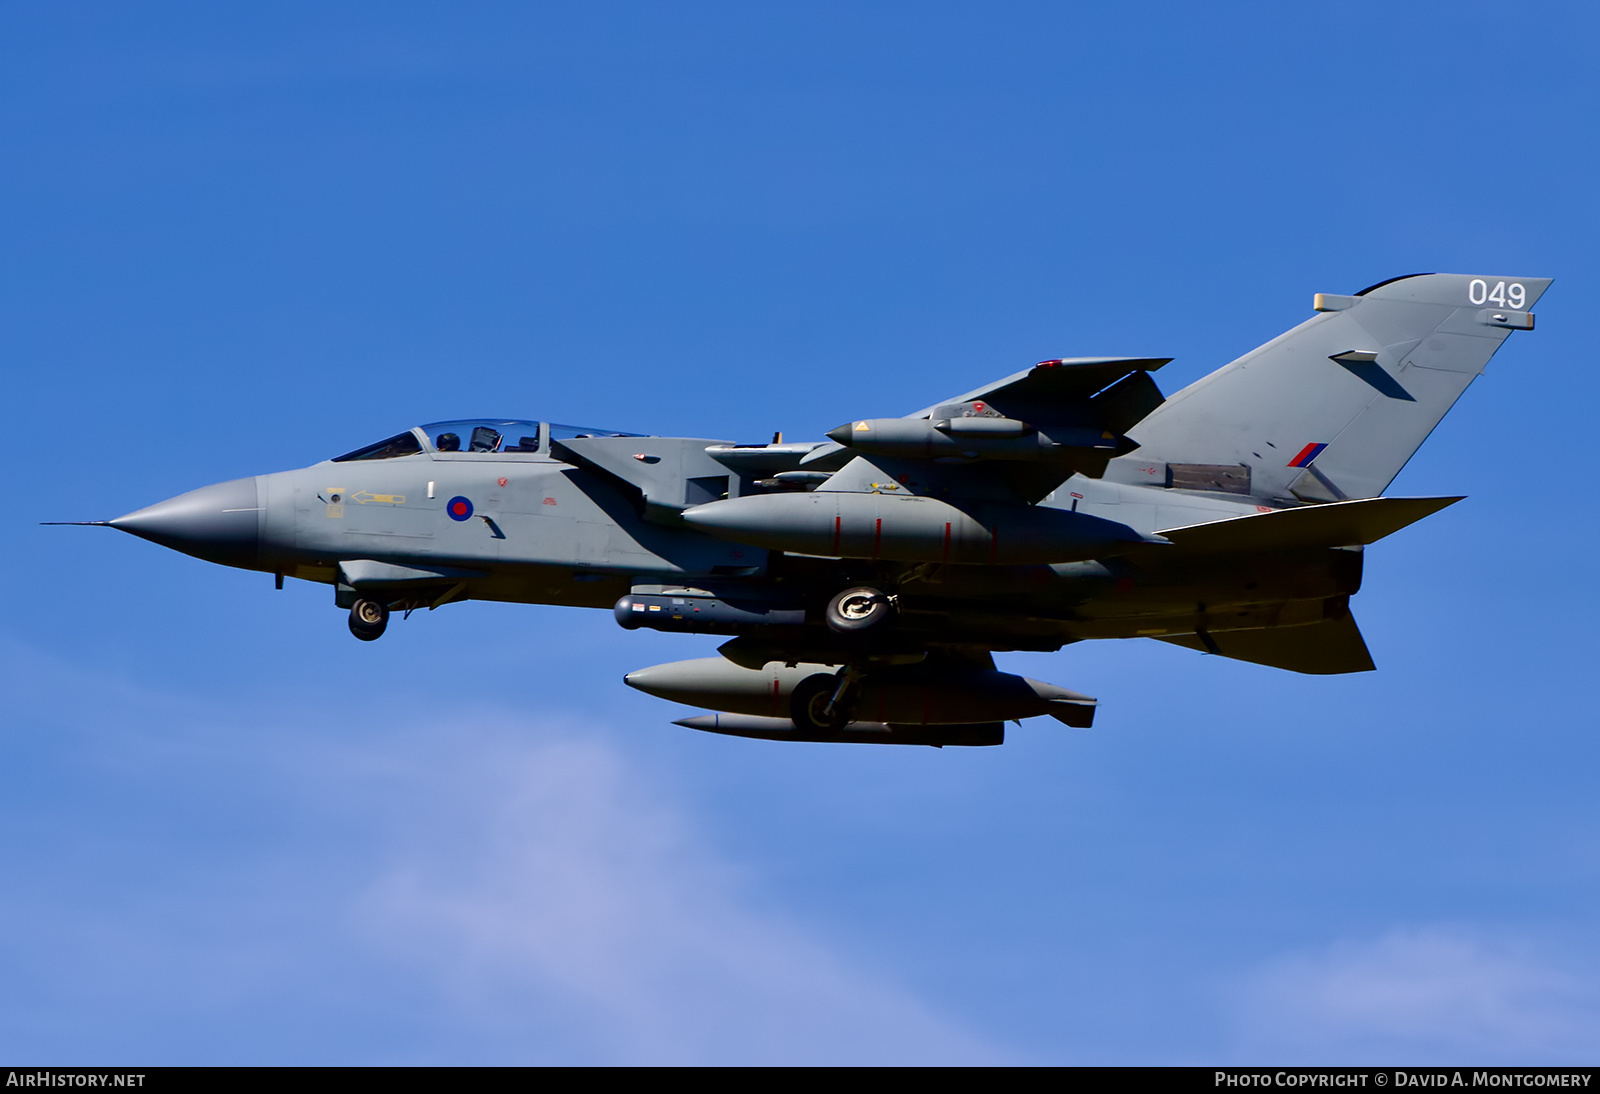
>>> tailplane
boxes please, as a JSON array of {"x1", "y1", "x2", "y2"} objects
[
  {"x1": 1107, "y1": 273, "x2": 1551, "y2": 501},
  {"x1": 1157, "y1": 612, "x2": 1375, "y2": 675}
]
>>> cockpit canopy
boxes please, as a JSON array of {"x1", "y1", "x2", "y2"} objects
[
  {"x1": 424, "y1": 419, "x2": 544, "y2": 455},
  {"x1": 331, "y1": 419, "x2": 643, "y2": 462}
]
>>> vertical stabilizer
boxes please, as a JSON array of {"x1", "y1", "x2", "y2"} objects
[{"x1": 1108, "y1": 274, "x2": 1551, "y2": 501}]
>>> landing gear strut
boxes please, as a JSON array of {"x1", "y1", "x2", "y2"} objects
[
  {"x1": 348, "y1": 597, "x2": 390, "y2": 641},
  {"x1": 825, "y1": 586, "x2": 896, "y2": 636},
  {"x1": 790, "y1": 665, "x2": 868, "y2": 731}
]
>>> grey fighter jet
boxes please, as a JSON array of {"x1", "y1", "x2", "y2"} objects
[{"x1": 62, "y1": 273, "x2": 1549, "y2": 747}]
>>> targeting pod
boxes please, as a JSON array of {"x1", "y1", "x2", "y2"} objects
[{"x1": 614, "y1": 590, "x2": 805, "y2": 635}]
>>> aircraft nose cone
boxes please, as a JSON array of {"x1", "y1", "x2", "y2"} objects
[
  {"x1": 825, "y1": 423, "x2": 853, "y2": 445},
  {"x1": 621, "y1": 665, "x2": 673, "y2": 699},
  {"x1": 677, "y1": 499, "x2": 738, "y2": 532},
  {"x1": 110, "y1": 476, "x2": 262, "y2": 568}
]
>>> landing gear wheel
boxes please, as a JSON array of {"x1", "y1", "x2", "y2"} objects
[
  {"x1": 825, "y1": 586, "x2": 895, "y2": 636},
  {"x1": 348, "y1": 598, "x2": 390, "y2": 641},
  {"x1": 791, "y1": 673, "x2": 852, "y2": 732}
]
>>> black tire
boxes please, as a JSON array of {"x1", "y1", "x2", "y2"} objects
[
  {"x1": 825, "y1": 586, "x2": 895, "y2": 635},
  {"x1": 790, "y1": 673, "x2": 850, "y2": 731},
  {"x1": 348, "y1": 598, "x2": 389, "y2": 641}
]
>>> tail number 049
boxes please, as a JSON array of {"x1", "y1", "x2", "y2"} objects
[{"x1": 1469, "y1": 279, "x2": 1525, "y2": 309}]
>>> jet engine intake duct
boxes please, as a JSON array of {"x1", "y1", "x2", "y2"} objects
[
  {"x1": 614, "y1": 592, "x2": 806, "y2": 635},
  {"x1": 680, "y1": 491, "x2": 1143, "y2": 565}
]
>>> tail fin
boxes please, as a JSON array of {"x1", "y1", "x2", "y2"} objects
[{"x1": 1109, "y1": 274, "x2": 1552, "y2": 501}]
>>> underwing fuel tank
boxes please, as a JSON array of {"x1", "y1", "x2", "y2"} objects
[
  {"x1": 623, "y1": 656, "x2": 1096, "y2": 727},
  {"x1": 679, "y1": 491, "x2": 1143, "y2": 565},
  {"x1": 673, "y1": 713, "x2": 1006, "y2": 747}
]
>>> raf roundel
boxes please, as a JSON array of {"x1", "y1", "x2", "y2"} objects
[{"x1": 446, "y1": 496, "x2": 474, "y2": 522}]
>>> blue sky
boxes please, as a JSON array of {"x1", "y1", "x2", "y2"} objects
[{"x1": 3, "y1": 1, "x2": 1598, "y2": 1064}]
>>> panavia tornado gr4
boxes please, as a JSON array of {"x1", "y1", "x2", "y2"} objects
[{"x1": 65, "y1": 273, "x2": 1549, "y2": 747}]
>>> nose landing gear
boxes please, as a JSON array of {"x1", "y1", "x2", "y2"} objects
[{"x1": 348, "y1": 597, "x2": 390, "y2": 641}]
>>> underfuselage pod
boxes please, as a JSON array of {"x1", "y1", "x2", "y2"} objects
[{"x1": 622, "y1": 656, "x2": 1096, "y2": 727}]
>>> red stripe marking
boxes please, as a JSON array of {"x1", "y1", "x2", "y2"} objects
[
  {"x1": 1288, "y1": 442, "x2": 1322, "y2": 468},
  {"x1": 832, "y1": 515, "x2": 841, "y2": 555},
  {"x1": 942, "y1": 522, "x2": 951, "y2": 564},
  {"x1": 872, "y1": 517, "x2": 882, "y2": 560}
]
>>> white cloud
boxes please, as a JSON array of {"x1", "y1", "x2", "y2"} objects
[
  {"x1": 0, "y1": 636, "x2": 1010, "y2": 1064},
  {"x1": 353, "y1": 724, "x2": 1010, "y2": 1064},
  {"x1": 1231, "y1": 926, "x2": 1600, "y2": 1063}
]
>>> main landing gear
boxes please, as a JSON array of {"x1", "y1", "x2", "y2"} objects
[
  {"x1": 825, "y1": 586, "x2": 896, "y2": 636},
  {"x1": 790, "y1": 666, "x2": 868, "y2": 732},
  {"x1": 792, "y1": 586, "x2": 902, "y2": 729},
  {"x1": 348, "y1": 597, "x2": 390, "y2": 641}
]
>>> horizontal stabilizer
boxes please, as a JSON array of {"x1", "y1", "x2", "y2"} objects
[
  {"x1": 1048, "y1": 700, "x2": 1096, "y2": 728},
  {"x1": 1156, "y1": 613, "x2": 1375, "y2": 674},
  {"x1": 1157, "y1": 495, "x2": 1462, "y2": 553}
]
